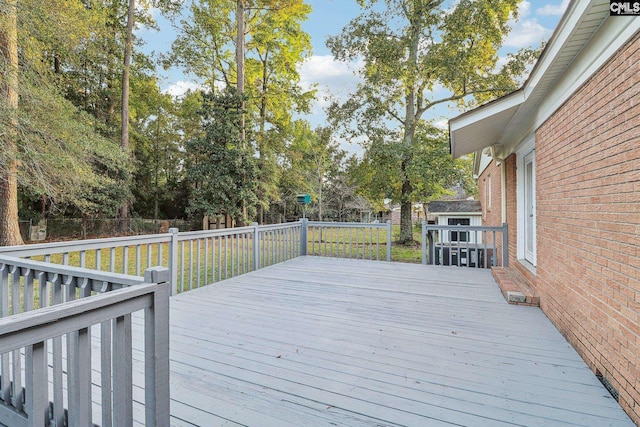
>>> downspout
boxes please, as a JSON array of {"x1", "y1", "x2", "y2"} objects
[{"x1": 490, "y1": 146, "x2": 508, "y2": 224}]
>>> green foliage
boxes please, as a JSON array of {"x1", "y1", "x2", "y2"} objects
[
  {"x1": 167, "y1": 0, "x2": 315, "y2": 221},
  {"x1": 350, "y1": 122, "x2": 474, "y2": 207},
  {"x1": 327, "y1": 0, "x2": 539, "y2": 242},
  {"x1": 185, "y1": 89, "x2": 258, "y2": 222},
  {"x1": 280, "y1": 122, "x2": 354, "y2": 220},
  {"x1": 0, "y1": 46, "x2": 132, "y2": 220}
]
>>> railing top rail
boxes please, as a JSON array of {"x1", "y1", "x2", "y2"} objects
[
  {"x1": 0, "y1": 233, "x2": 171, "y2": 257},
  {"x1": 0, "y1": 282, "x2": 161, "y2": 354},
  {"x1": 308, "y1": 221, "x2": 389, "y2": 229},
  {"x1": 176, "y1": 225, "x2": 256, "y2": 240},
  {"x1": 424, "y1": 224, "x2": 506, "y2": 232},
  {"x1": 256, "y1": 222, "x2": 302, "y2": 232},
  {"x1": 0, "y1": 254, "x2": 146, "y2": 287}
]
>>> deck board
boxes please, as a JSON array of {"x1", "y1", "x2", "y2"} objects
[{"x1": 130, "y1": 256, "x2": 632, "y2": 426}]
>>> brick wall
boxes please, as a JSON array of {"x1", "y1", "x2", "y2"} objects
[
  {"x1": 534, "y1": 32, "x2": 640, "y2": 423},
  {"x1": 477, "y1": 159, "x2": 510, "y2": 265}
]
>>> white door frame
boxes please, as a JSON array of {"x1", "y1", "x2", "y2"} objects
[
  {"x1": 523, "y1": 150, "x2": 537, "y2": 265},
  {"x1": 516, "y1": 135, "x2": 537, "y2": 267}
]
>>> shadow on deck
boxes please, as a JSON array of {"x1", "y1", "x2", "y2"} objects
[{"x1": 136, "y1": 256, "x2": 632, "y2": 426}]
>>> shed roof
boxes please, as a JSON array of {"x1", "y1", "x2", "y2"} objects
[{"x1": 428, "y1": 200, "x2": 481, "y2": 214}]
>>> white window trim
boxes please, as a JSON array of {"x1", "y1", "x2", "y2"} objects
[{"x1": 516, "y1": 136, "x2": 536, "y2": 267}]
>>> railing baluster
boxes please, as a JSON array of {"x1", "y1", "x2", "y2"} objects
[
  {"x1": 188, "y1": 240, "x2": 194, "y2": 291},
  {"x1": 113, "y1": 315, "x2": 133, "y2": 427},
  {"x1": 1, "y1": 264, "x2": 10, "y2": 403},
  {"x1": 218, "y1": 237, "x2": 222, "y2": 282},
  {"x1": 196, "y1": 239, "x2": 201, "y2": 288},
  {"x1": 180, "y1": 241, "x2": 185, "y2": 293},
  {"x1": 10, "y1": 266, "x2": 22, "y2": 411},
  {"x1": 110, "y1": 247, "x2": 116, "y2": 273},
  {"x1": 224, "y1": 236, "x2": 229, "y2": 280},
  {"x1": 101, "y1": 320, "x2": 113, "y2": 427},
  {"x1": 76, "y1": 326, "x2": 92, "y2": 425},
  {"x1": 135, "y1": 245, "x2": 141, "y2": 276},
  {"x1": 25, "y1": 340, "x2": 47, "y2": 427},
  {"x1": 204, "y1": 238, "x2": 209, "y2": 285},
  {"x1": 122, "y1": 246, "x2": 129, "y2": 274},
  {"x1": 51, "y1": 274, "x2": 64, "y2": 426}
]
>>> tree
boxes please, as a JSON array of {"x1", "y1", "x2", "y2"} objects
[
  {"x1": 328, "y1": 0, "x2": 539, "y2": 243},
  {"x1": 185, "y1": 89, "x2": 258, "y2": 223},
  {"x1": 350, "y1": 123, "x2": 475, "y2": 227},
  {"x1": 0, "y1": 0, "x2": 21, "y2": 245},
  {"x1": 0, "y1": 0, "x2": 135, "y2": 245},
  {"x1": 119, "y1": 0, "x2": 136, "y2": 225},
  {"x1": 168, "y1": 0, "x2": 314, "y2": 222},
  {"x1": 280, "y1": 122, "x2": 343, "y2": 221}
]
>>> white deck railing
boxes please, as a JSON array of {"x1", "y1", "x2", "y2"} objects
[
  {"x1": 422, "y1": 222, "x2": 509, "y2": 268},
  {"x1": 0, "y1": 255, "x2": 170, "y2": 426},
  {"x1": 304, "y1": 220, "x2": 392, "y2": 262},
  {"x1": 0, "y1": 220, "x2": 392, "y2": 296}
]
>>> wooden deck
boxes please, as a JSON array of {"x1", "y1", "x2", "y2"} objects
[{"x1": 132, "y1": 256, "x2": 632, "y2": 426}]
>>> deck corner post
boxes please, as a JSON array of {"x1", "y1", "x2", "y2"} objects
[
  {"x1": 144, "y1": 266, "x2": 170, "y2": 285},
  {"x1": 502, "y1": 223, "x2": 509, "y2": 267},
  {"x1": 300, "y1": 218, "x2": 308, "y2": 256},
  {"x1": 167, "y1": 228, "x2": 179, "y2": 296},
  {"x1": 421, "y1": 221, "x2": 427, "y2": 265},
  {"x1": 386, "y1": 220, "x2": 392, "y2": 262},
  {"x1": 251, "y1": 222, "x2": 260, "y2": 270},
  {"x1": 144, "y1": 281, "x2": 171, "y2": 427}
]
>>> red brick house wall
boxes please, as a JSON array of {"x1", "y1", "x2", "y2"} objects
[
  {"x1": 478, "y1": 159, "x2": 506, "y2": 264},
  {"x1": 534, "y1": 32, "x2": 640, "y2": 422}
]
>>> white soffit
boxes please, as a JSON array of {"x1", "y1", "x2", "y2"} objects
[{"x1": 450, "y1": 91, "x2": 524, "y2": 159}]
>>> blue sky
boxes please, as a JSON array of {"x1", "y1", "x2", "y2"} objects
[{"x1": 141, "y1": 0, "x2": 569, "y2": 150}]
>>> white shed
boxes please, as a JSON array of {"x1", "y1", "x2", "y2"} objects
[{"x1": 428, "y1": 200, "x2": 483, "y2": 244}]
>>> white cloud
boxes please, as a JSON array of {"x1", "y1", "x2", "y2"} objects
[
  {"x1": 536, "y1": 0, "x2": 570, "y2": 16},
  {"x1": 434, "y1": 119, "x2": 449, "y2": 130},
  {"x1": 162, "y1": 81, "x2": 203, "y2": 98},
  {"x1": 505, "y1": 18, "x2": 553, "y2": 48},
  {"x1": 503, "y1": 1, "x2": 555, "y2": 48},
  {"x1": 298, "y1": 55, "x2": 364, "y2": 118},
  {"x1": 518, "y1": 1, "x2": 532, "y2": 19},
  {"x1": 298, "y1": 55, "x2": 363, "y2": 90}
]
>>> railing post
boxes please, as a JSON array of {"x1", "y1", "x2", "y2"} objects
[
  {"x1": 421, "y1": 221, "x2": 427, "y2": 265},
  {"x1": 143, "y1": 267, "x2": 170, "y2": 427},
  {"x1": 428, "y1": 228, "x2": 435, "y2": 265},
  {"x1": 168, "y1": 228, "x2": 179, "y2": 296},
  {"x1": 251, "y1": 222, "x2": 260, "y2": 270},
  {"x1": 300, "y1": 218, "x2": 308, "y2": 256},
  {"x1": 386, "y1": 220, "x2": 392, "y2": 262},
  {"x1": 502, "y1": 223, "x2": 509, "y2": 267}
]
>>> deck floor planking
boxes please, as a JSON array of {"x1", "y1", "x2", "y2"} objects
[{"x1": 120, "y1": 256, "x2": 632, "y2": 426}]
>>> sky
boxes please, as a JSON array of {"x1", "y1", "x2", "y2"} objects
[{"x1": 140, "y1": 0, "x2": 569, "y2": 151}]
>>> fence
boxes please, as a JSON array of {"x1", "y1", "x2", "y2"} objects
[
  {"x1": 0, "y1": 255, "x2": 170, "y2": 426},
  {"x1": 422, "y1": 222, "x2": 508, "y2": 268},
  {"x1": 19, "y1": 218, "x2": 199, "y2": 242}
]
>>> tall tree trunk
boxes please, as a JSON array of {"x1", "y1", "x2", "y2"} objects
[
  {"x1": 0, "y1": 0, "x2": 24, "y2": 246},
  {"x1": 236, "y1": 0, "x2": 247, "y2": 225},
  {"x1": 256, "y1": 55, "x2": 268, "y2": 224},
  {"x1": 398, "y1": 20, "x2": 420, "y2": 245},
  {"x1": 120, "y1": 0, "x2": 135, "y2": 230}
]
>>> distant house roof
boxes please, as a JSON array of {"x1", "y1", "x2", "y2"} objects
[{"x1": 428, "y1": 200, "x2": 481, "y2": 214}]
